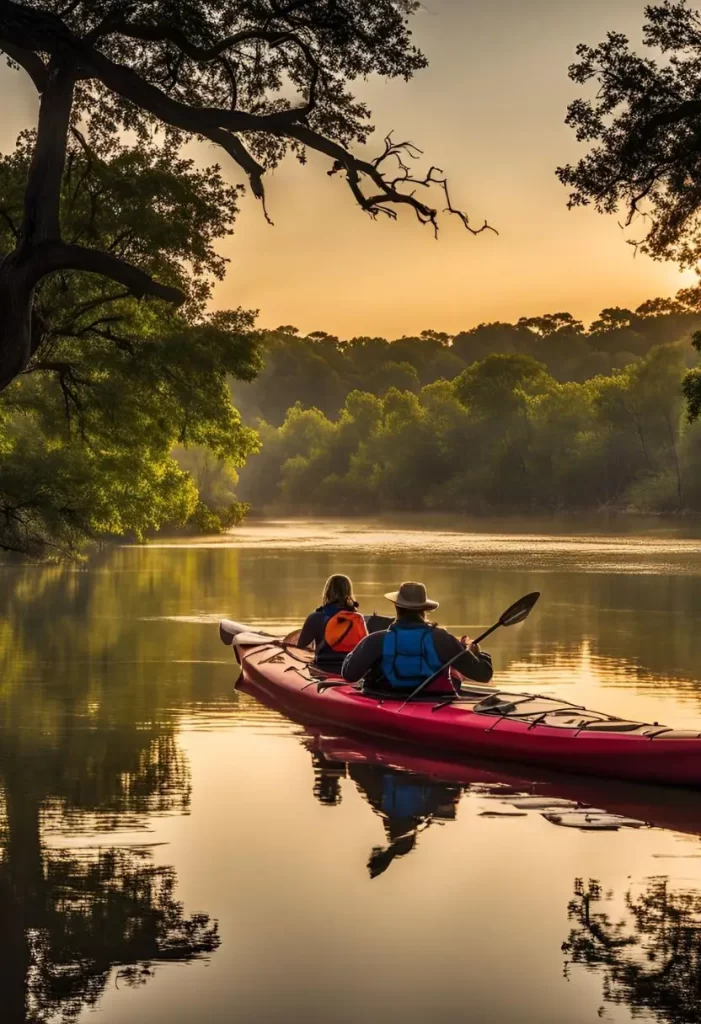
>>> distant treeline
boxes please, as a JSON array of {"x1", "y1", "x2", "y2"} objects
[
  {"x1": 232, "y1": 289, "x2": 701, "y2": 515},
  {"x1": 230, "y1": 292, "x2": 701, "y2": 427}
]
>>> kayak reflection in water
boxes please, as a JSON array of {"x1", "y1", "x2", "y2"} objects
[
  {"x1": 341, "y1": 581, "x2": 493, "y2": 694},
  {"x1": 310, "y1": 749, "x2": 461, "y2": 879},
  {"x1": 297, "y1": 574, "x2": 368, "y2": 673}
]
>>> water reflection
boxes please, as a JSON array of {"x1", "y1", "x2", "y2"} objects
[
  {"x1": 299, "y1": 723, "x2": 701, "y2": 866},
  {"x1": 0, "y1": 847, "x2": 219, "y2": 1024},
  {"x1": 305, "y1": 723, "x2": 701, "y2": 1019},
  {"x1": 563, "y1": 877, "x2": 701, "y2": 1024},
  {"x1": 4, "y1": 523, "x2": 701, "y2": 1023},
  {"x1": 310, "y1": 746, "x2": 461, "y2": 878},
  {"x1": 0, "y1": 565, "x2": 221, "y2": 1023}
]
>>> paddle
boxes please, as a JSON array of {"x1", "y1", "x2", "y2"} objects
[{"x1": 397, "y1": 592, "x2": 541, "y2": 712}]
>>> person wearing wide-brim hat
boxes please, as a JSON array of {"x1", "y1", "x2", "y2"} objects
[
  {"x1": 383, "y1": 582, "x2": 440, "y2": 612},
  {"x1": 341, "y1": 581, "x2": 493, "y2": 695}
]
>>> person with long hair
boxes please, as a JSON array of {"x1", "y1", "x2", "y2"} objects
[
  {"x1": 341, "y1": 581, "x2": 492, "y2": 693},
  {"x1": 298, "y1": 574, "x2": 368, "y2": 672}
]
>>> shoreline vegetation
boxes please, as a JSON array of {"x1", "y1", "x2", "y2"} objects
[
  {"x1": 7, "y1": 286, "x2": 701, "y2": 560},
  {"x1": 230, "y1": 297, "x2": 701, "y2": 524},
  {"x1": 6, "y1": 3, "x2": 701, "y2": 559}
]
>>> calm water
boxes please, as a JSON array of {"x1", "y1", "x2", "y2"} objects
[{"x1": 3, "y1": 517, "x2": 701, "y2": 1024}]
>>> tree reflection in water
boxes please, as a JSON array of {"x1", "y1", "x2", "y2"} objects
[
  {"x1": 0, "y1": 848, "x2": 219, "y2": 1024},
  {"x1": 0, "y1": 559, "x2": 224, "y2": 1022},
  {"x1": 0, "y1": 735, "x2": 220, "y2": 1023},
  {"x1": 563, "y1": 877, "x2": 701, "y2": 1023}
]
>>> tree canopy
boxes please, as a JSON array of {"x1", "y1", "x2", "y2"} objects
[
  {"x1": 0, "y1": 131, "x2": 260, "y2": 556},
  {"x1": 230, "y1": 287, "x2": 701, "y2": 426},
  {"x1": 558, "y1": 1, "x2": 701, "y2": 423},
  {"x1": 559, "y1": 1, "x2": 701, "y2": 267},
  {"x1": 0, "y1": 0, "x2": 489, "y2": 391}
]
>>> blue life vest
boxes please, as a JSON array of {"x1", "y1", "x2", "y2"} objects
[{"x1": 380, "y1": 622, "x2": 445, "y2": 690}]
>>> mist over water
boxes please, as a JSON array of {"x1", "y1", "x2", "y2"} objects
[{"x1": 2, "y1": 517, "x2": 701, "y2": 1024}]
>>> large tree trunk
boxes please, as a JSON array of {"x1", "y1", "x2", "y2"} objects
[
  {"x1": 0, "y1": 254, "x2": 37, "y2": 390},
  {"x1": 0, "y1": 58, "x2": 73, "y2": 391}
]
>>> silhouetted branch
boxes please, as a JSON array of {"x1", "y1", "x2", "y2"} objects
[
  {"x1": 34, "y1": 242, "x2": 186, "y2": 304},
  {"x1": 0, "y1": 0, "x2": 489, "y2": 390}
]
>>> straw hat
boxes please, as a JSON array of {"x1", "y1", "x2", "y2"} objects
[{"x1": 384, "y1": 581, "x2": 439, "y2": 611}]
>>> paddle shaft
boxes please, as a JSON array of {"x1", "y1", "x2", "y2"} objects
[{"x1": 397, "y1": 620, "x2": 501, "y2": 711}]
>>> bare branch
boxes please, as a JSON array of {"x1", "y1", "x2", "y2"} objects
[
  {"x1": 2, "y1": 5, "x2": 472, "y2": 234},
  {"x1": 441, "y1": 176, "x2": 497, "y2": 237},
  {"x1": 0, "y1": 0, "x2": 490, "y2": 395},
  {"x1": 292, "y1": 124, "x2": 495, "y2": 237}
]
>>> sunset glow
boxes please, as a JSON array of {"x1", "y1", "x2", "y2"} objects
[{"x1": 0, "y1": 0, "x2": 693, "y2": 338}]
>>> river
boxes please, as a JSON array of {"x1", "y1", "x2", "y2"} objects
[{"x1": 2, "y1": 516, "x2": 701, "y2": 1024}]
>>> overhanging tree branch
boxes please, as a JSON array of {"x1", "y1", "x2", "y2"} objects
[
  {"x1": 1, "y1": 0, "x2": 476, "y2": 222},
  {"x1": 32, "y1": 241, "x2": 185, "y2": 304},
  {"x1": 0, "y1": 0, "x2": 490, "y2": 392}
]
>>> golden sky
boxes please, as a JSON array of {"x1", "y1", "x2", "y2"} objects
[{"x1": 0, "y1": 0, "x2": 696, "y2": 337}]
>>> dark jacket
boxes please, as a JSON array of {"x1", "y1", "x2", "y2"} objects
[
  {"x1": 297, "y1": 610, "x2": 330, "y2": 652},
  {"x1": 341, "y1": 625, "x2": 493, "y2": 687}
]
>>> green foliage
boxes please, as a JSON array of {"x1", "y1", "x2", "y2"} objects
[
  {"x1": 0, "y1": 0, "x2": 469, "y2": 397},
  {"x1": 190, "y1": 500, "x2": 251, "y2": 534},
  {"x1": 238, "y1": 343, "x2": 695, "y2": 516},
  {"x1": 230, "y1": 281, "x2": 701, "y2": 520},
  {"x1": 0, "y1": 135, "x2": 261, "y2": 557},
  {"x1": 559, "y1": 3, "x2": 701, "y2": 268},
  {"x1": 682, "y1": 329, "x2": 701, "y2": 421},
  {"x1": 454, "y1": 354, "x2": 552, "y2": 414}
]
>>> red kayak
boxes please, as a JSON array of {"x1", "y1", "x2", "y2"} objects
[{"x1": 220, "y1": 620, "x2": 701, "y2": 788}]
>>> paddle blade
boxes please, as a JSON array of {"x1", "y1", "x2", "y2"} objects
[{"x1": 499, "y1": 592, "x2": 540, "y2": 627}]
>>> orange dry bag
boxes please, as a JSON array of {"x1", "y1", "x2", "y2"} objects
[{"x1": 323, "y1": 610, "x2": 368, "y2": 653}]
